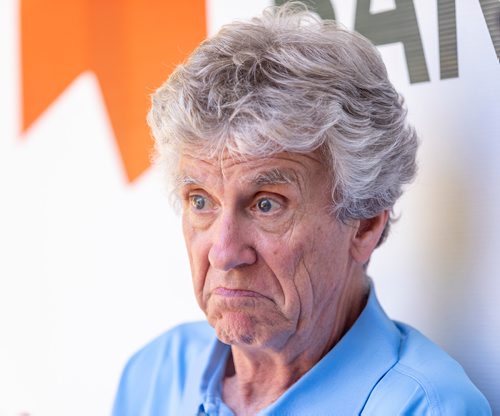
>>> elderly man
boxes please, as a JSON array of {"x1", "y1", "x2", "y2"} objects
[{"x1": 113, "y1": 3, "x2": 490, "y2": 415}]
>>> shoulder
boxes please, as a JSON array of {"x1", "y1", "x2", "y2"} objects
[
  {"x1": 363, "y1": 322, "x2": 491, "y2": 415},
  {"x1": 124, "y1": 321, "x2": 214, "y2": 371},
  {"x1": 112, "y1": 321, "x2": 215, "y2": 416}
]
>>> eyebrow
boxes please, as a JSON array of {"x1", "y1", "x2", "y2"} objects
[
  {"x1": 174, "y1": 175, "x2": 200, "y2": 191},
  {"x1": 251, "y1": 168, "x2": 297, "y2": 186}
]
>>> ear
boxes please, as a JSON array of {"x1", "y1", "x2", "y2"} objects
[{"x1": 350, "y1": 210, "x2": 390, "y2": 264}]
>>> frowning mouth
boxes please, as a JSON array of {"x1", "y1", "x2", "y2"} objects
[{"x1": 213, "y1": 287, "x2": 263, "y2": 298}]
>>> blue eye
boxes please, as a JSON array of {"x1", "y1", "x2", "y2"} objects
[
  {"x1": 190, "y1": 195, "x2": 206, "y2": 210},
  {"x1": 257, "y1": 198, "x2": 274, "y2": 213}
]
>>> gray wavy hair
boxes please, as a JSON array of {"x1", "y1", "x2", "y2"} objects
[{"x1": 148, "y1": 2, "x2": 418, "y2": 245}]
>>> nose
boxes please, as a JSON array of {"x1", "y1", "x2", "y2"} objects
[{"x1": 208, "y1": 213, "x2": 257, "y2": 271}]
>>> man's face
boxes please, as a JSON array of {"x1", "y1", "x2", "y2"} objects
[{"x1": 178, "y1": 150, "x2": 360, "y2": 351}]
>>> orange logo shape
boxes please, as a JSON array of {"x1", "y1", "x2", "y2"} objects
[{"x1": 21, "y1": 0, "x2": 206, "y2": 181}]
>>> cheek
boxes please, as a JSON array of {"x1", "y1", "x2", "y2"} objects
[
  {"x1": 286, "y1": 243, "x2": 314, "y2": 300},
  {"x1": 283, "y1": 224, "x2": 342, "y2": 298},
  {"x1": 182, "y1": 222, "x2": 210, "y2": 307},
  {"x1": 307, "y1": 224, "x2": 353, "y2": 290},
  {"x1": 259, "y1": 235, "x2": 308, "y2": 312}
]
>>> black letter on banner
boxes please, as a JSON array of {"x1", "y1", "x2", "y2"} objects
[
  {"x1": 478, "y1": 0, "x2": 500, "y2": 61},
  {"x1": 438, "y1": 0, "x2": 459, "y2": 79},
  {"x1": 355, "y1": 0, "x2": 430, "y2": 83},
  {"x1": 274, "y1": 0, "x2": 336, "y2": 20}
]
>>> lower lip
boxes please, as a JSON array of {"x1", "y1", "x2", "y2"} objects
[{"x1": 214, "y1": 287, "x2": 262, "y2": 298}]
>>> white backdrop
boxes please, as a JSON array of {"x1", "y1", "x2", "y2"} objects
[{"x1": 0, "y1": 0, "x2": 499, "y2": 414}]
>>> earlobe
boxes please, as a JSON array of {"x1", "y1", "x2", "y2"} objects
[{"x1": 350, "y1": 210, "x2": 389, "y2": 264}]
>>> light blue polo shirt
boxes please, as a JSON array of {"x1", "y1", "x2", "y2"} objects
[{"x1": 112, "y1": 288, "x2": 491, "y2": 415}]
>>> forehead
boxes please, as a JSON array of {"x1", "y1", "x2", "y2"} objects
[{"x1": 176, "y1": 150, "x2": 326, "y2": 189}]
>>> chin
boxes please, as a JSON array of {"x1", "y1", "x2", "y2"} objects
[
  {"x1": 209, "y1": 309, "x2": 292, "y2": 350},
  {"x1": 211, "y1": 310, "x2": 261, "y2": 346}
]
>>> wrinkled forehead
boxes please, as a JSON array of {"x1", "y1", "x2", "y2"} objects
[
  {"x1": 176, "y1": 143, "x2": 329, "y2": 168},
  {"x1": 174, "y1": 148, "x2": 329, "y2": 192}
]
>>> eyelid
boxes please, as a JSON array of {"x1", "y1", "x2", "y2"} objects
[{"x1": 184, "y1": 187, "x2": 208, "y2": 199}]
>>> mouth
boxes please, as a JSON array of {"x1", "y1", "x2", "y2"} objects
[{"x1": 213, "y1": 287, "x2": 264, "y2": 298}]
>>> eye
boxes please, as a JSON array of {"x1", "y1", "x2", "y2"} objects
[
  {"x1": 256, "y1": 197, "x2": 280, "y2": 213},
  {"x1": 190, "y1": 194, "x2": 207, "y2": 210}
]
